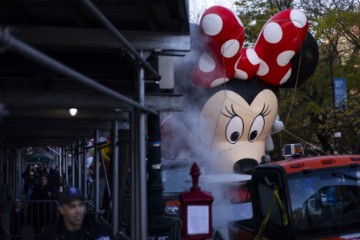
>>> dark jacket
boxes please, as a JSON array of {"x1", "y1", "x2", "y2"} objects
[
  {"x1": 21, "y1": 170, "x2": 38, "y2": 194},
  {"x1": 11, "y1": 206, "x2": 25, "y2": 237},
  {"x1": 0, "y1": 183, "x2": 11, "y2": 213},
  {"x1": 40, "y1": 215, "x2": 116, "y2": 240},
  {"x1": 31, "y1": 184, "x2": 58, "y2": 201},
  {"x1": 26, "y1": 184, "x2": 58, "y2": 231},
  {"x1": 47, "y1": 169, "x2": 60, "y2": 189}
]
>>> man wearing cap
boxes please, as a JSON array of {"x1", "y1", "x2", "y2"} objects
[{"x1": 40, "y1": 187, "x2": 115, "y2": 240}]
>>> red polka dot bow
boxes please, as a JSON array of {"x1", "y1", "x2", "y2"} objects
[{"x1": 191, "y1": 6, "x2": 309, "y2": 88}]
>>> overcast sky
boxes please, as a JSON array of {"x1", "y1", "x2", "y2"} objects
[{"x1": 188, "y1": 0, "x2": 237, "y2": 23}]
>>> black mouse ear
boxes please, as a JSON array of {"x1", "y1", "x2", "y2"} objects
[{"x1": 281, "y1": 32, "x2": 319, "y2": 88}]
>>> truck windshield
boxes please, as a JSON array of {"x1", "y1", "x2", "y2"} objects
[{"x1": 287, "y1": 167, "x2": 360, "y2": 238}]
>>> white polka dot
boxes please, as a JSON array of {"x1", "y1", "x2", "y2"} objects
[
  {"x1": 199, "y1": 53, "x2": 216, "y2": 72},
  {"x1": 256, "y1": 60, "x2": 269, "y2": 76},
  {"x1": 211, "y1": 77, "x2": 230, "y2": 87},
  {"x1": 235, "y1": 69, "x2": 248, "y2": 80},
  {"x1": 290, "y1": 10, "x2": 307, "y2": 28},
  {"x1": 246, "y1": 49, "x2": 261, "y2": 65},
  {"x1": 221, "y1": 39, "x2": 240, "y2": 58},
  {"x1": 279, "y1": 69, "x2": 292, "y2": 84},
  {"x1": 263, "y1": 22, "x2": 283, "y2": 44},
  {"x1": 202, "y1": 14, "x2": 223, "y2": 36},
  {"x1": 277, "y1": 50, "x2": 295, "y2": 67}
]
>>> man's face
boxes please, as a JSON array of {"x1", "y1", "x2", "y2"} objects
[
  {"x1": 40, "y1": 177, "x2": 47, "y2": 186},
  {"x1": 59, "y1": 199, "x2": 86, "y2": 230}
]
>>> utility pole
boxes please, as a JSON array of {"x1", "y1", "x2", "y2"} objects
[
  {"x1": 329, "y1": 54, "x2": 336, "y2": 154},
  {"x1": 329, "y1": 53, "x2": 339, "y2": 154}
]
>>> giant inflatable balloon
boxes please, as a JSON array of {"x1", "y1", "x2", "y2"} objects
[{"x1": 163, "y1": 6, "x2": 319, "y2": 174}]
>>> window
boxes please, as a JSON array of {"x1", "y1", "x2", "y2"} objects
[{"x1": 287, "y1": 167, "x2": 360, "y2": 238}]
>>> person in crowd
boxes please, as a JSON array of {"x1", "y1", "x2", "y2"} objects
[
  {"x1": 34, "y1": 164, "x2": 44, "y2": 177},
  {"x1": 10, "y1": 198, "x2": 24, "y2": 240},
  {"x1": 21, "y1": 164, "x2": 38, "y2": 201},
  {"x1": 41, "y1": 166, "x2": 49, "y2": 177},
  {"x1": 47, "y1": 165, "x2": 60, "y2": 191},
  {"x1": 40, "y1": 187, "x2": 115, "y2": 240},
  {"x1": 0, "y1": 172, "x2": 12, "y2": 240},
  {"x1": 27, "y1": 175, "x2": 58, "y2": 237}
]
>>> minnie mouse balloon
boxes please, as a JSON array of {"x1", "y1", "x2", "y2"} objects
[{"x1": 166, "y1": 6, "x2": 318, "y2": 174}]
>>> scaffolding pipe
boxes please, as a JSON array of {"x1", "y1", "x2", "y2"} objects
[
  {"x1": 47, "y1": 146, "x2": 61, "y2": 156},
  {"x1": 111, "y1": 120, "x2": 119, "y2": 236},
  {"x1": 77, "y1": 139, "x2": 82, "y2": 190},
  {"x1": 133, "y1": 51, "x2": 148, "y2": 239},
  {"x1": 80, "y1": 0, "x2": 161, "y2": 81},
  {"x1": 16, "y1": 150, "x2": 22, "y2": 199},
  {"x1": 83, "y1": 137, "x2": 88, "y2": 200},
  {"x1": 130, "y1": 111, "x2": 136, "y2": 239},
  {"x1": 59, "y1": 148, "x2": 63, "y2": 191},
  {"x1": 71, "y1": 144, "x2": 76, "y2": 188},
  {"x1": 0, "y1": 29, "x2": 158, "y2": 115},
  {"x1": 94, "y1": 130, "x2": 100, "y2": 221},
  {"x1": 65, "y1": 149, "x2": 69, "y2": 187}
]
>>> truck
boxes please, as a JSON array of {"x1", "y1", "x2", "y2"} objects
[{"x1": 228, "y1": 154, "x2": 360, "y2": 240}]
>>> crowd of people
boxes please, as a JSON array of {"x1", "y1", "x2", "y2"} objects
[
  {"x1": 21, "y1": 164, "x2": 61, "y2": 201},
  {"x1": 0, "y1": 164, "x2": 63, "y2": 239},
  {"x1": 1, "y1": 167, "x2": 59, "y2": 239},
  {"x1": 0, "y1": 161, "x2": 114, "y2": 240},
  {"x1": 26, "y1": 174, "x2": 59, "y2": 238}
]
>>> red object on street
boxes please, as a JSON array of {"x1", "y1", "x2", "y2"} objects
[{"x1": 180, "y1": 163, "x2": 214, "y2": 240}]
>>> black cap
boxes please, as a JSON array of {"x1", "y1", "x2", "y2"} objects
[{"x1": 59, "y1": 187, "x2": 85, "y2": 205}]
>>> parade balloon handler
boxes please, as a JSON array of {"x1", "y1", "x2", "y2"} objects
[{"x1": 40, "y1": 187, "x2": 115, "y2": 240}]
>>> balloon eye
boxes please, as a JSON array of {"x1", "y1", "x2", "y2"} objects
[
  {"x1": 225, "y1": 116, "x2": 244, "y2": 144},
  {"x1": 249, "y1": 131, "x2": 258, "y2": 141},
  {"x1": 230, "y1": 132, "x2": 240, "y2": 142},
  {"x1": 248, "y1": 115, "x2": 265, "y2": 142}
]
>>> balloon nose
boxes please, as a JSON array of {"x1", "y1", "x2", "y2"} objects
[{"x1": 233, "y1": 159, "x2": 259, "y2": 174}]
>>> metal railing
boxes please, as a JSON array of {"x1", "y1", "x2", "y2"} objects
[
  {"x1": 169, "y1": 216, "x2": 183, "y2": 240},
  {"x1": 8, "y1": 199, "x2": 59, "y2": 240}
]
